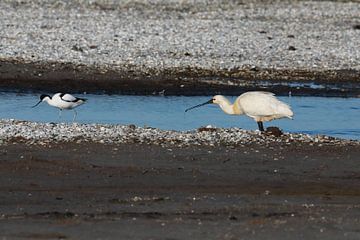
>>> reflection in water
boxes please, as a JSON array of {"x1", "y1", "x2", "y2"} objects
[{"x1": 0, "y1": 93, "x2": 359, "y2": 140}]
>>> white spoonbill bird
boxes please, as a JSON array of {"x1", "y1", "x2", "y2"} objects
[
  {"x1": 185, "y1": 91, "x2": 293, "y2": 131},
  {"x1": 32, "y1": 93, "x2": 87, "y2": 121}
]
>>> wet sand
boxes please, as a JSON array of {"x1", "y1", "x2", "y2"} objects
[
  {"x1": 0, "y1": 142, "x2": 359, "y2": 239},
  {"x1": 1, "y1": 59, "x2": 360, "y2": 97}
]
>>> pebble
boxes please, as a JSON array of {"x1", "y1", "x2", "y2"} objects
[{"x1": 0, "y1": 119, "x2": 358, "y2": 147}]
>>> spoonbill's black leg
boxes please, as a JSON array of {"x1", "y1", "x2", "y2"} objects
[{"x1": 257, "y1": 121, "x2": 264, "y2": 132}]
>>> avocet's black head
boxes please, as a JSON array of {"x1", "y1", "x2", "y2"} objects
[
  {"x1": 40, "y1": 94, "x2": 50, "y2": 101},
  {"x1": 32, "y1": 94, "x2": 51, "y2": 108}
]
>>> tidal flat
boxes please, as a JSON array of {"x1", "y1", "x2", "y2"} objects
[{"x1": 0, "y1": 0, "x2": 360, "y2": 238}]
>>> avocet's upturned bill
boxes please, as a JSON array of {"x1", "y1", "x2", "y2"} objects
[
  {"x1": 185, "y1": 91, "x2": 293, "y2": 131},
  {"x1": 32, "y1": 93, "x2": 87, "y2": 121}
]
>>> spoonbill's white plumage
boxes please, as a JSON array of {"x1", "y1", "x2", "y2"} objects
[
  {"x1": 32, "y1": 93, "x2": 87, "y2": 121},
  {"x1": 185, "y1": 91, "x2": 293, "y2": 131}
]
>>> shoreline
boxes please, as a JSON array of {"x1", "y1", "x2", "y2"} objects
[{"x1": 0, "y1": 119, "x2": 358, "y2": 147}]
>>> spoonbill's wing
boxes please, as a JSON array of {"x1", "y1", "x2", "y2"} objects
[
  {"x1": 60, "y1": 93, "x2": 78, "y2": 102},
  {"x1": 237, "y1": 92, "x2": 293, "y2": 118}
]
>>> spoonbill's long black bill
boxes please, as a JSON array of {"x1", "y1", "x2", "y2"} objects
[
  {"x1": 31, "y1": 100, "x2": 42, "y2": 108},
  {"x1": 185, "y1": 99, "x2": 213, "y2": 112}
]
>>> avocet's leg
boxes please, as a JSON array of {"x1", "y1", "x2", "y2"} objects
[
  {"x1": 73, "y1": 109, "x2": 77, "y2": 122},
  {"x1": 257, "y1": 121, "x2": 264, "y2": 132},
  {"x1": 58, "y1": 109, "x2": 62, "y2": 121}
]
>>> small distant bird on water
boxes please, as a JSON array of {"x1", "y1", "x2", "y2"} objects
[
  {"x1": 32, "y1": 93, "x2": 87, "y2": 121},
  {"x1": 185, "y1": 91, "x2": 293, "y2": 131}
]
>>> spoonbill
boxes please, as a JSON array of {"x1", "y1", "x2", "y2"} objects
[
  {"x1": 185, "y1": 91, "x2": 293, "y2": 131},
  {"x1": 32, "y1": 93, "x2": 87, "y2": 121}
]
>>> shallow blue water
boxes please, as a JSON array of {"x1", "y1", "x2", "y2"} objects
[{"x1": 1, "y1": 93, "x2": 359, "y2": 140}]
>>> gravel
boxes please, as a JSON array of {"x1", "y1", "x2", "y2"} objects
[
  {"x1": 0, "y1": 0, "x2": 360, "y2": 74},
  {"x1": 0, "y1": 119, "x2": 358, "y2": 147}
]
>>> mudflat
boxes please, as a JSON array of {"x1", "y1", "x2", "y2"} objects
[{"x1": 0, "y1": 141, "x2": 359, "y2": 239}]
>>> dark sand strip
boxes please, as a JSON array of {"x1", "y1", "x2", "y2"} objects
[
  {"x1": 0, "y1": 142, "x2": 359, "y2": 239},
  {"x1": 1, "y1": 60, "x2": 360, "y2": 96}
]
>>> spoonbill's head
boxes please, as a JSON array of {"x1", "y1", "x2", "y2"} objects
[
  {"x1": 185, "y1": 95, "x2": 220, "y2": 112},
  {"x1": 32, "y1": 94, "x2": 50, "y2": 108},
  {"x1": 212, "y1": 95, "x2": 228, "y2": 105}
]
